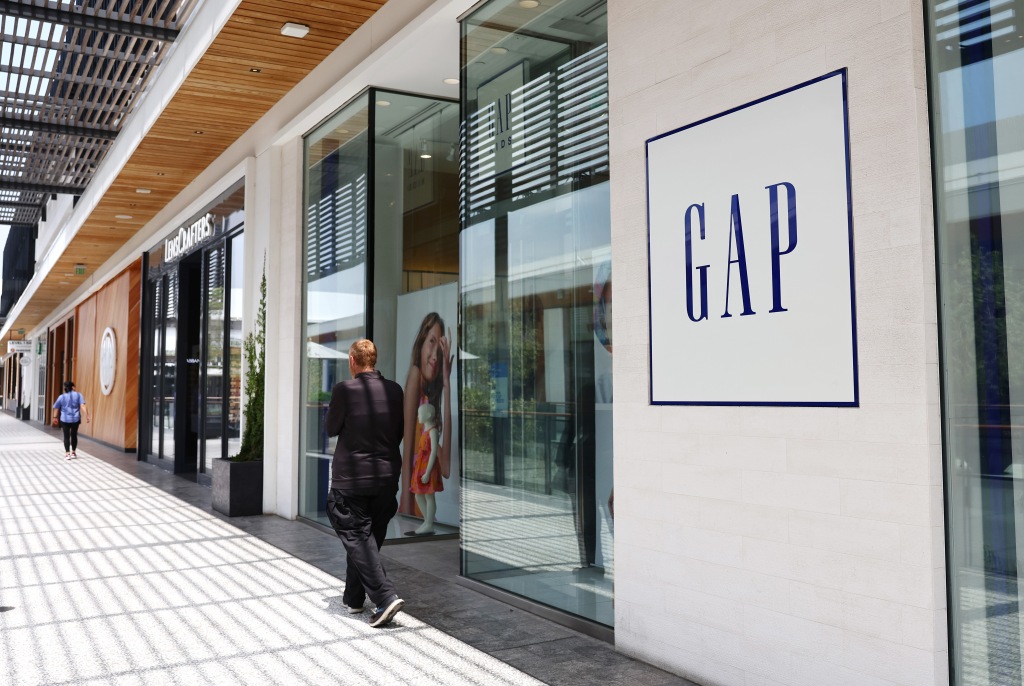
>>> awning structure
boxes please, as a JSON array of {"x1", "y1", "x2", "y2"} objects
[
  {"x1": 1, "y1": 0, "x2": 199, "y2": 226},
  {"x1": 0, "y1": 0, "x2": 386, "y2": 344}
]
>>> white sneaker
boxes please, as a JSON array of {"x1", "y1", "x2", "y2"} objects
[{"x1": 65, "y1": 453, "x2": 72, "y2": 460}]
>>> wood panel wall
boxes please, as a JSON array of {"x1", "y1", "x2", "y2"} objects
[{"x1": 75, "y1": 259, "x2": 142, "y2": 450}]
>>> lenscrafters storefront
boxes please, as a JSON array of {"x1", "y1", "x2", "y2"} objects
[{"x1": 141, "y1": 181, "x2": 246, "y2": 484}]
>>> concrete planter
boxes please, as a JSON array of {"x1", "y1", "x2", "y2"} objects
[{"x1": 212, "y1": 458, "x2": 263, "y2": 517}]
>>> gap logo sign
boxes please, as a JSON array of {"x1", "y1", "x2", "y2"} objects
[{"x1": 646, "y1": 70, "x2": 857, "y2": 406}]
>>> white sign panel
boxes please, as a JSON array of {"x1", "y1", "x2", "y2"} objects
[
  {"x1": 7, "y1": 340, "x2": 33, "y2": 355},
  {"x1": 646, "y1": 70, "x2": 857, "y2": 406}
]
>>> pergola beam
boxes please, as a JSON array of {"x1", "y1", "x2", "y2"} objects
[
  {"x1": 0, "y1": 200, "x2": 45, "y2": 209},
  {"x1": 0, "y1": 116, "x2": 119, "y2": 140},
  {"x1": 1, "y1": 1, "x2": 180, "y2": 42},
  {"x1": 0, "y1": 179, "x2": 85, "y2": 195}
]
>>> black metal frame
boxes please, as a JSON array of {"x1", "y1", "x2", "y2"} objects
[
  {"x1": 296, "y1": 85, "x2": 458, "y2": 529},
  {"x1": 140, "y1": 208, "x2": 244, "y2": 481}
]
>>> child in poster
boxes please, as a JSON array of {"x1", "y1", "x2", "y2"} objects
[{"x1": 410, "y1": 403, "x2": 441, "y2": 534}]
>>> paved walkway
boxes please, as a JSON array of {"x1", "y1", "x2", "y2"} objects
[
  {"x1": 0, "y1": 414, "x2": 542, "y2": 685},
  {"x1": 0, "y1": 413, "x2": 696, "y2": 686}
]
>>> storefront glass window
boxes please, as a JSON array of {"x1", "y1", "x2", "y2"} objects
[
  {"x1": 299, "y1": 89, "x2": 461, "y2": 537},
  {"x1": 228, "y1": 232, "x2": 244, "y2": 459},
  {"x1": 163, "y1": 271, "x2": 178, "y2": 464},
  {"x1": 372, "y1": 91, "x2": 460, "y2": 538},
  {"x1": 36, "y1": 337, "x2": 46, "y2": 423},
  {"x1": 926, "y1": 2, "x2": 1024, "y2": 684},
  {"x1": 150, "y1": 279, "x2": 164, "y2": 458},
  {"x1": 204, "y1": 245, "x2": 226, "y2": 464},
  {"x1": 300, "y1": 93, "x2": 370, "y2": 522},
  {"x1": 460, "y1": 0, "x2": 613, "y2": 626}
]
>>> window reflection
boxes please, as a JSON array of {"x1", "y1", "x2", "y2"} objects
[
  {"x1": 301, "y1": 94, "x2": 370, "y2": 523},
  {"x1": 299, "y1": 90, "x2": 462, "y2": 539},
  {"x1": 928, "y1": 1, "x2": 1024, "y2": 684},
  {"x1": 460, "y1": 0, "x2": 613, "y2": 626}
]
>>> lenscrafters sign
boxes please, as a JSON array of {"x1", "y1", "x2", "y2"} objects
[
  {"x1": 164, "y1": 213, "x2": 215, "y2": 263},
  {"x1": 646, "y1": 69, "x2": 857, "y2": 406}
]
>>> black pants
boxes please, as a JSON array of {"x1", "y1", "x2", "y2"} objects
[
  {"x1": 326, "y1": 485, "x2": 399, "y2": 609},
  {"x1": 61, "y1": 421, "x2": 81, "y2": 453}
]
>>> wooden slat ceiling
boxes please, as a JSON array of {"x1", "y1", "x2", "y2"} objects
[{"x1": 4, "y1": 0, "x2": 386, "y2": 343}]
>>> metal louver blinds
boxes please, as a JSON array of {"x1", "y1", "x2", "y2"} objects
[
  {"x1": 463, "y1": 43, "x2": 609, "y2": 224},
  {"x1": 306, "y1": 167, "x2": 368, "y2": 281}
]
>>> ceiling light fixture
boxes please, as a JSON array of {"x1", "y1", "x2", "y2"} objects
[
  {"x1": 519, "y1": 0, "x2": 540, "y2": 7},
  {"x1": 136, "y1": 188, "x2": 151, "y2": 194},
  {"x1": 419, "y1": 140, "x2": 432, "y2": 159},
  {"x1": 443, "y1": 77, "x2": 460, "y2": 85},
  {"x1": 281, "y1": 22, "x2": 310, "y2": 38},
  {"x1": 250, "y1": 67, "x2": 262, "y2": 73},
  {"x1": 194, "y1": 130, "x2": 204, "y2": 134},
  {"x1": 490, "y1": 46, "x2": 509, "y2": 55},
  {"x1": 115, "y1": 214, "x2": 133, "y2": 220},
  {"x1": 376, "y1": 99, "x2": 391, "y2": 107}
]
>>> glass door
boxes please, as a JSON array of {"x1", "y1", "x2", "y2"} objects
[{"x1": 202, "y1": 243, "x2": 226, "y2": 473}]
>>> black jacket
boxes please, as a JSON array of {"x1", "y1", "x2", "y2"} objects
[{"x1": 324, "y1": 370, "x2": 405, "y2": 493}]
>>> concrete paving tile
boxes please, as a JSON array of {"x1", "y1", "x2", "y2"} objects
[{"x1": 24, "y1": 422, "x2": 701, "y2": 686}]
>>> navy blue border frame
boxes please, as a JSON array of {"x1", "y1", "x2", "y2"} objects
[{"x1": 644, "y1": 68, "x2": 859, "y2": 408}]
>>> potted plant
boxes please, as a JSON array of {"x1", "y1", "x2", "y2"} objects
[{"x1": 213, "y1": 258, "x2": 265, "y2": 516}]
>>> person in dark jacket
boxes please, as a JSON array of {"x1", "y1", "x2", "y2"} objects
[{"x1": 324, "y1": 338, "x2": 406, "y2": 628}]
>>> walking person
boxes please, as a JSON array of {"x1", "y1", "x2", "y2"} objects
[
  {"x1": 324, "y1": 339, "x2": 406, "y2": 627},
  {"x1": 52, "y1": 381, "x2": 90, "y2": 460}
]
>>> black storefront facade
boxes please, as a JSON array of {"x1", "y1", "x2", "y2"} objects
[{"x1": 140, "y1": 181, "x2": 246, "y2": 484}]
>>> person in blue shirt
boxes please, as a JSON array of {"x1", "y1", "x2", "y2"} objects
[{"x1": 52, "y1": 381, "x2": 90, "y2": 460}]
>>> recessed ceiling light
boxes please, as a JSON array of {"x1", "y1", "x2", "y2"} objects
[
  {"x1": 194, "y1": 130, "x2": 204, "y2": 134},
  {"x1": 443, "y1": 77, "x2": 460, "y2": 85},
  {"x1": 59, "y1": 281, "x2": 71, "y2": 285},
  {"x1": 250, "y1": 67, "x2": 262, "y2": 73},
  {"x1": 338, "y1": 129, "x2": 349, "y2": 134},
  {"x1": 136, "y1": 188, "x2": 151, "y2": 194},
  {"x1": 519, "y1": 0, "x2": 540, "y2": 7},
  {"x1": 115, "y1": 214, "x2": 133, "y2": 220},
  {"x1": 376, "y1": 100, "x2": 391, "y2": 107},
  {"x1": 281, "y1": 22, "x2": 310, "y2": 38},
  {"x1": 490, "y1": 47, "x2": 509, "y2": 55}
]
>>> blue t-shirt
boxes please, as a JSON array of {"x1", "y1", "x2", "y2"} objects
[{"x1": 53, "y1": 391, "x2": 85, "y2": 423}]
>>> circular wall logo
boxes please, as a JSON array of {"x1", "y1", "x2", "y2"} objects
[{"x1": 100, "y1": 327, "x2": 117, "y2": 396}]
